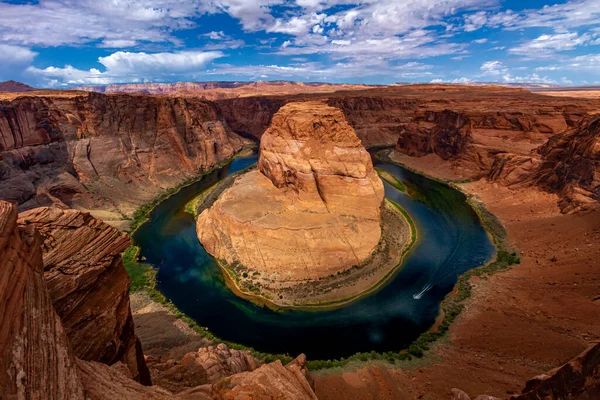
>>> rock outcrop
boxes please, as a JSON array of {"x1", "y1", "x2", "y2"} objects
[
  {"x1": 0, "y1": 93, "x2": 246, "y2": 229},
  {"x1": 197, "y1": 101, "x2": 384, "y2": 280},
  {"x1": 396, "y1": 110, "x2": 472, "y2": 159},
  {"x1": 17, "y1": 207, "x2": 151, "y2": 385},
  {"x1": 179, "y1": 355, "x2": 317, "y2": 400},
  {"x1": 149, "y1": 344, "x2": 260, "y2": 393},
  {"x1": 534, "y1": 113, "x2": 600, "y2": 212},
  {"x1": 512, "y1": 343, "x2": 600, "y2": 400},
  {"x1": 0, "y1": 201, "x2": 84, "y2": 399}
]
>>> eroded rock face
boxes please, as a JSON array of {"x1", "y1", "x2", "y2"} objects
[
  {"x1": 0, "y1": 94, "x2": 245, "y2": 228},
  {"x1": 17, "y1": 207, "x2": 151, "y2": 385},
  {"x1": 178, "y1": 355, "x2": 317, "y2": 400},
  {"x1": 534, "y1": 114, "x2": 600, "y2": 212},
  {"x1": 149, "y1": 343, "x2": 259, "y2": 393},
  {"x1": 197, "y1": 101, "x2": 384, "y2": 280},
  {"x1": 396, "y1": 110, "x2": 472, "y2": 160},
  {"x1": 511, "y1": 343, "x2": 600, "y2": 400},
  {"x1": 0, "y1": 201, "x2": 84, "y2": 399}
]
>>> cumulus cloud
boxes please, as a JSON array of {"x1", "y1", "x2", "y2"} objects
[
  {"x1": 27, "y1": 50, "x2": 224, "y2": 86},
  {"x1": 533, "y1": 54, "x2": 600, "y2": 75},
  {"x1": 0, "y1": 44, "x2": 37, "y2": 66},
  {"x1": 431, "y1": 77, "x2": 471, "y2": 84},
  {"x1": 0, "y1": 44, "x2": 38, "y2": 81},
  {"x1": 478, "y1": 60, "x2": 557, "y2": 84}
]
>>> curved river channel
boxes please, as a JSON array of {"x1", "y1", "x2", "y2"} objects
[{"x1": 134, "y1": 151, "x2": 495, "y2": 360}]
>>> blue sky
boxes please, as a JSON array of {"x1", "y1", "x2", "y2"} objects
[{"x1": 1, "y1": 0, "x2": 599, "y2": 87}]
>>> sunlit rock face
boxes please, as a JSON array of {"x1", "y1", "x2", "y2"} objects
[{"x1": 197, "y1": 102, "x2": 384, "y2": 280}]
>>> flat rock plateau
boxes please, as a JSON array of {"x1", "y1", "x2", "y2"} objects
[{"x1": 1, "y1": 82, "x2": 600, "y2": 399}]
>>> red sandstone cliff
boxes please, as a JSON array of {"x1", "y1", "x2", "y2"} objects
[
  {"x1": 0, "y1": 93, "x2": 246, "y2": 229},
  {"x1": 17, "y1": 207, "x2": 151, "y2": 384},
  {"x1": 0, "y1": 199, "x2": 319, "y2": 399},
  {"x1": 0, "y1": 201, "x2": 84, "y2": 398},
  {"x1": 533, "y1": 113, "x2": 600, "y2": 212}
]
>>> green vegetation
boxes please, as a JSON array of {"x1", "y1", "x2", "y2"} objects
[
  {"x1": 184, "y1": 183, "x2": 218, "y2": 217},
  {"x1": 123, "y1": 244, "x2": 295, "y2": 365},
  {"x1": 122, "y1": 246, "x2": 156, "y2": 292},
  {"x1": 375, "y1": 166, "x2": 406, "y2": 192}
]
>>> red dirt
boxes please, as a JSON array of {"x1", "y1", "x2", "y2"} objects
[{"x1": 315, "y1": 155, "x2": 600, "y2": 400}]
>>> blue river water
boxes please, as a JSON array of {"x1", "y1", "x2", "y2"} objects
[{"x1": 133, "y1": 152, "x2": 495, "y2": 360}]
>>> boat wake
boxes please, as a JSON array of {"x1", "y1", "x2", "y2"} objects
[{"x1": 413, "y1": 283, "x2": 433, "y2": 299}]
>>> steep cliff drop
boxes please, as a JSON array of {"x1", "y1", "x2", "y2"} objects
[
  {"x1": 197, "y1": 102, "x2": 412, "y2": 307},
  {"x1": 17, "y1": 207, "x2": 151, "y2": 384},
  {"x1": 534, "y1": 113, "x2": 600, "y2": 212},
  {"x1": 0, "y1": 201, "x2": 84, "y2": 399},
  {"x1": 0, "y1": 93, "x2": 246, "y2": 230},
  {"x1": 0, "y1": 200, "x2": 318, "y2": 399}
]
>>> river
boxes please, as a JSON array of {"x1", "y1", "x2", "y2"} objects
[{"x1": 133, "y1": 151, "x2": 495, "y2": 360}]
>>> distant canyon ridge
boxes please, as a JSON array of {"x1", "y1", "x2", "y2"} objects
[{"x1": 1, "y1": 83, "x2": 599, "y2": 231}]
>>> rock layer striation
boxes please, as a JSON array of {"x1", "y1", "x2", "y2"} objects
[
  {"x1": 0, "y1": 93, "x2": 245, "y2": 229},
  {"x1": 17, "y1": 207, "x2": 151, "y2": 384},
  {"x1": 197, "y1": 101, "x2": 384, "y2": 281}
]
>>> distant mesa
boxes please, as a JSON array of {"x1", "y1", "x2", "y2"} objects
[{"x1": 0, "y1": 80, "x2": 36, "y2": 92}]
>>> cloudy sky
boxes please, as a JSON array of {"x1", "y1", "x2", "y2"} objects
[{"x1": 1, "y1": 0, "x2": 599, "y2": 87}]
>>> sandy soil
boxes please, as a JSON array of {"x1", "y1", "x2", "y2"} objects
[{"x1": 314, "y1": 151, "x2": 600, "y2": 400}]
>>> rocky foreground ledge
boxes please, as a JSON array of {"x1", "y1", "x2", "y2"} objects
[
  {"x1": 196, "y1": 102, "x2": 414, "y2": 307},
  {"x1": 0, "y1": 200, "x2": 318, "y2": 399}
]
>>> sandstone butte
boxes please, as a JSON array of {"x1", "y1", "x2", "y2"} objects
[{"x1": 197, "y1": 101, "x2": 385, "y2": 283}]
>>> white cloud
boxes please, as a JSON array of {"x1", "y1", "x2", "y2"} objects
[
  {"x1": 431, "y1": 77, "x2": 471, "y2": 84},
  {"x1": 464, "y1": 11, "x2": 488, "y2": 32},
  {"x1": 532, "y1": 54, "x2": 600, "y2": 76},
  {"x1": 99, "y1": 39, "x2": 138, "y2": 48},
  {"x1": 200, "y1": 30, "x2": 245, "y2": 50},
  {"x1": 0, "y1": 0, "x2": 209, "y2": 47},
  {"x1": 27, "y1": 50, "x2": 224, "y2": 86},
  {"x1": 206, "y1": 59, "x2": 435, "y2": 81},
  {"x1": 462, "y1": 0, "x2": 600, "y2": 32},
  {"x1": 0, "y1": 44, "x2": 37, "y2": 66},
  {"x1": 480, "y1": 60, "x2": 508, "y2": 76},
  {"x1": 478, "y1": 60, "x2": 557, "y2": 84},
  {"x1": 472, "y1": 38, "x2": 488, "y2": 44},
  {"x1": 206, "y1": 31, "x2": 227, "y2": 40},
  {"x1": 0, "y1": 44, "x2": 38, "y2": 81},
  {"x1": 509, "y1": 32, "x2": 592, "y2": 57}
]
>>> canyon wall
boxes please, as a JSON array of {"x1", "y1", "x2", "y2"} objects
[
  {"x1": 0, "y1": 93, "x2": 245, "y2": 228},
  {"x1": 0, "y1": 201, "x2": 84, "y2": 399},
  {"x1": 17, "y1": 206, "x2": 151, "y2": 384},
  {"x1": 534, "y1": 113, "x2": 600, "y2": 212},
  {"x1": 3, "y1": 86, "x2": 597, "y2": 225},
  {"x1": 0, "y1": 199, "x2": 318, "y2": 399}
]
